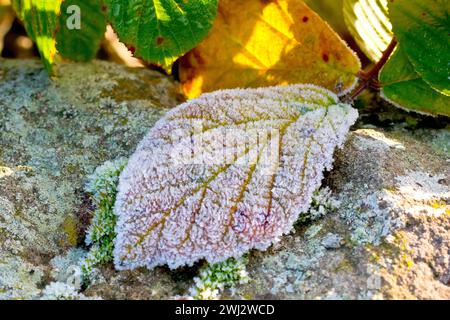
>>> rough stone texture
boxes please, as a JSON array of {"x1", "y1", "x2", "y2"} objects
[
  {"x1": 1, "y1": 59, "x2": 449, "y2": 300},
  {"x1": 239, "y1": 128, "x2": 450, "y2": 300},
  {"x1": 0, "y1": 59, "x2": 182, "y2": 299}
]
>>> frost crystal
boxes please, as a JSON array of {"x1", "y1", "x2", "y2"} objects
[
  {"x1": 40, "y1": 282, "x2": 100, "y2": 300},
  {"x1": 114, "y1": 84, "x2": 358, "y2": 270},
  {"x1": 82, "y1": 158, "x2": 127, "y2": 279},
  {"x1": 309, "y1": 187, "x2": 341, "y2": 221},
  {"x1": 189, "y1": 257, "x2": 249, "y2": 300}
]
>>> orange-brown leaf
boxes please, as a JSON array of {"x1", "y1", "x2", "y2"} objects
[{"x1": 180, "y1": 0, "x2": 361, "y2": 99}]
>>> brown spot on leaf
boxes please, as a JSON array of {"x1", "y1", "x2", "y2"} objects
[
  {"x1": 302, "y1": 16, "x2": 309, "y2": 23},
  {"x1": 127, "y1": 45, "x2": 136, "y2": 54},
  {"x1": 322, "y1": 53, "x2": 330, "y2": 62},
  {"x1": 156, "y1": 36, "x2": 165, "y2": 46}
]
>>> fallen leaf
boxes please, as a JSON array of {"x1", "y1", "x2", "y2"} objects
[
  {"x1": 180, "y1": 0, "x2": 361, "y2": 99},
  {"x1": 113, "y1": 84, "x2": 358, "y2": 270}
]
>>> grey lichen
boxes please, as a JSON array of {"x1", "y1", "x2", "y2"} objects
[
  {"x1": 338, "y1": 187, "x2": 404, "y2": 245},
  {"x1": 40, "y1": 282, "x2": 100, "y2": 300},
  {"x1": 321, "y1": 233, "x2": 344, "y2": 249},
  {"x1": 50, "y1": 248, "x2": 87, "y2": 291},
  {"x1": 338, "y1": 169, "x2": 449, "y2": 246},
  {"x1": 414, "y1": 128, "x2": 450, "y2": 159},
  {"x1": 299, "y1": 187, "x2": 341, "y2": 223},
  {"x1": 235, "y1": 128, "x2": 450, "y2": 300},
  {"x1": 0, "y1": 59, "x2": 180, "y2": 299},
  {"x1": 0, "y1": 255, "x2": 45, "y2": 300}
]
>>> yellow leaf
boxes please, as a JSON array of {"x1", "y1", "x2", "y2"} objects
[
  {"x1": 304, "y1": 0, "x2": 349, "y2": 37},
  {"x1": 180, "y1": 0, "x2": 361, "y2": 99},
  {"x1": 343, "y1": 0, "x2": 393, "y2": 62}
]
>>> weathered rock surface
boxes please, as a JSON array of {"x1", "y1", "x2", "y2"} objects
[
  {"x1": 1, "y1": 59, "x2": 449, "y2": 299},
  {"x1": 0, "y1": 59, "x2": 182, "y2": 299},
  {"x1": 240, "y1": 128, "x2": 450, "y2": 300}
]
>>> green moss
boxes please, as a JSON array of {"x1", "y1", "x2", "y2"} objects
[
  {"x1": 64, "y1": 163, "x2": 80, "y2": 175},
  {"x1": 366, "y1": 232, "x2": 415, "y2": 269},
  {"x1": 61, "y1": 215, "x2": 78, "y2": 247},
  {"x1": 294, "y1": 187, "x2": 340, "y2": 227},
  {"x1": 81, "y1": 158, "x2": 127, "y2": 281},
  {"x1": 334, "y1": 258, "x2": 354, "y2": 273},
  {"x1": 405, "y1": 116, "x2": 419, "y2": 128},
  {"x1": 190, "y1": 257, "x2": 249, "y2": 300}
]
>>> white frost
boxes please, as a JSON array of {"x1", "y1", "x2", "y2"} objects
[{"x1": 113, "y1": 84, "x2": 358, "y2": 270}]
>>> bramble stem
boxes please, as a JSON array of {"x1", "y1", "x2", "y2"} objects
[{"x1": 344, "y1": 38, "x2": 398, "y2": 103}]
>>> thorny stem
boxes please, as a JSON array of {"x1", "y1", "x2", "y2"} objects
[{"x1": 344, "y1": 37, "x2": 398, "y2": 103}]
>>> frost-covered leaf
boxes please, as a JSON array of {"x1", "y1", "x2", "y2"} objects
[
  {"x1": 56, "y1": 0, "x2": 107, "y2": 62},
  {"x1": 104, "y1": 0, "x2": 218, "y2": 71},
  {"x1": 343, "y1": 0, "x2": 393, "y2": 62},
  {"x1": 114, "y1": 85, "x2": 358, "y2": 270},
  {"x1": 12, "y1": 0, "x2": 62, "y2": 73},
  {"x1": 380, "y1": 46, "x2": 450, "y2": 117},
  {"x1": 179, "y1": 0, "x2": 361, "y2": 99},
  {"x1": 389, "y1": 0, "x2": 450, "y2": 96}
]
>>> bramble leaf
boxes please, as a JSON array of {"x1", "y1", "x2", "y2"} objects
[
  {"x1": 12, "y1": 0, "x2": 62, "y2": 73},
  {"x1": 304, "y1": 0, "x2": 348, "y2": 36},
  {"x1": 113, "y1": 85, "x2": 358, "y2": 270},
  {"x1": 380, "y1": 46, "x2": 450, "y2": 117},
  {"x1": 343, "y1": 0, "x2": 393, "y2": 62},
  {"x1": 56, "y1": 0, "x2": 107, "y2": 62},
  {"x1": 179, "y1": 0, "x2": 361, "y2": 99},
  {"x1": 104, "y1": 0, "x2": 218, "y2": 71},
  {"x1": 389, "y1": 0, "x2": 450, "y2": 96}
]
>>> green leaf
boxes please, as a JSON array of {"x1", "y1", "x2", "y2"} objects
[
  {"x1": 113, "y1": 85, "x2": 358, "y2": 270},
  {"x1": 380, "y1": 46, "x2": 450, "y2": 116},
  {"x1": 389, "y1": 0, "x2": 450, "y2": 96},
  {"x1": 56, "y1": 0, "x2": 107, "y2": 62},
  {"x1": 343, "y1": 0, "x2": 393, "y2": 62},
  {"x1": 12, "y1": 0, "x2": 62, "y2": 73},
  {"x1": 104, "y1": 0, "x2": 218, "y2": 71}
]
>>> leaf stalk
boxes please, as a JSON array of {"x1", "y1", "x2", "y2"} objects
[{"x1": 345, "y1": 38, "x2": 398, "y2": 103}]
